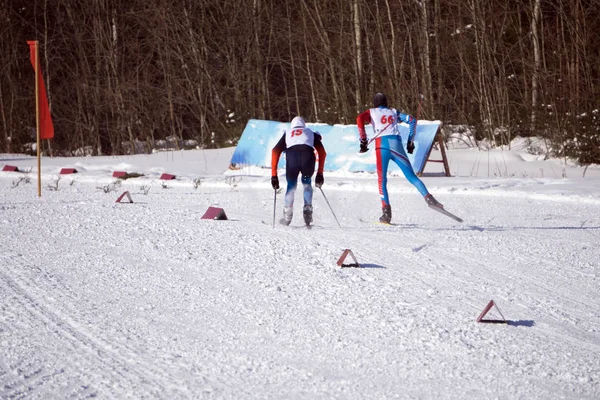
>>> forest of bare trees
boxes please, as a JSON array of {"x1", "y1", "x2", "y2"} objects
[{"x1": 1, "y1": 0, "x2": 598, "y2": 163}]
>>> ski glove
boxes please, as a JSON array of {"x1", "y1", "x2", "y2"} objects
[
  {"x1": 271, "y1": 176, "x2": 279, "y2": 190},
  {"x1": 315, "y1": 173, "x2": 324, "y2": 188},
  {"x1": 359, "y1": 138, "x2": 369, "y2": 153},
  {"x1": 407, "y1": 141, "x2": 415, "y2": 154}
]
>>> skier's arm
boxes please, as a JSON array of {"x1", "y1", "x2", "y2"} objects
[
  {"x1": 398, "y1": 112, "x2": 417, "y2": 142},
  {"x1": 314, "y1": 134, "x2": 327, "y2": 174},
  {"x1": 271, "y1": 134, "x2": 287, "y2": 176},
  {"x1": 356, "y1": 110, "x2": 372, "y2": 141}
]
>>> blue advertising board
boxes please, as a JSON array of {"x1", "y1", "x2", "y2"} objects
[{"x1": 230, "y1": 119, "x2": 442, "y2": 174}]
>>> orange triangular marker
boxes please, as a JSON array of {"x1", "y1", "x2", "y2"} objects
[
  {"x1": 336, "y1": 249, "x2": 360, "y2": 268},
  {"x1": 115, "y1": 191, "x2": 133, "y2": 203},
  {"x1": 477, "y1": 300, "x2": 507, "y2": 323}
]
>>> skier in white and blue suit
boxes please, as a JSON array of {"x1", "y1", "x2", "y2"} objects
[
  {"x1": 271, "y1": 116, "x2": 327, "y2": 226},
  {"x1": 357, "y1": 92, "x2": 442, "y2": 224}
]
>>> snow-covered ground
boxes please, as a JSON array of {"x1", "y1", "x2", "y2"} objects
[{"x1": 1, "y1": 141, "x2": 599, "y2": 399}]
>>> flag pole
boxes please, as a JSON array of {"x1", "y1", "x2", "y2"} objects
[{"x1": 33, "y1": 40, "x2": 41, "y2": 197}]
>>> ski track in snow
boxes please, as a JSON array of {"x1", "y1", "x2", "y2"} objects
[{"x1": 1, "y1": 159, "x2": 599, "y2": 399}]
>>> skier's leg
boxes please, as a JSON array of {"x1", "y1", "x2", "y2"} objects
[
  {"x1": 300, "y1": 152, "x2": 316, "y2": 205},
  {"x1": 388, "y1": 137, "x2": 429, "y2": 197},
  {"x1": 388, "y1": 138, "x2": 442, "y2": 207},
  {"x1": 284, "y1": 184, "x2": 297, "y2": 208},
  {"x1": 375, "y1": 137, "x2": 393, "y2": 223},
  {"x1": 284, "y1": 173, "x2": 298, "y2": 208},
  {"x1": 301, "y1": 176, "x2": 313, "y2": 207},
  {"x1": 285, "y1": 152, "x2": 301, "y2": 207},
  {"x1": 282, "y1": 152, "x2": 301, "y2": 224},
  {"x1": 300, "y1": 151, "x2": 316, "y2": 224},
  {"x1": 301, "y1": 176, "x2": 313, "y2": 224},
  {"x1": 375, "y1": 137, "x2": 392, "y2": 206}
]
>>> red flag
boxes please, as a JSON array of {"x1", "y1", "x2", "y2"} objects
[{"x1": 27, "y1": 41, "x2": 54, "y2": 140}]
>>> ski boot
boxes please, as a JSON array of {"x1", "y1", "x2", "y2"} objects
[
  {"x1": 280, "y1": 206, "x2": 293, "y2": 226},
  {"x1": 303, "y1": 205, "x2": 313, "y2": 226},
  {"x1": 425, "y1": 194, "x2": 443, "y2": 208},
  {"x1": 379, "y1": 205, "x2": 392, "y2": 224}
]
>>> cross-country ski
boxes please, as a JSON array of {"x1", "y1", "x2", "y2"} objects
[{"x1": 428, "y1": 204, "x2": 464, "y2": 223}]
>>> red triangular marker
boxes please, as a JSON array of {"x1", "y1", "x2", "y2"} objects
[
  {"x1": 115, "y1": 191, "x2": 133, "y2": 203},
  {"x1": 477, "y1": 300, "x2": 507, "y2": 323},
  {"x1": 201, "y1": 207, "x2": 228, "y2": 220},
  {"x1": 336, "y1": 249, "x2": 360, "y2": 268},
  {"x1": 113, "y1": 171, "x2": 127, "y2": 178}
]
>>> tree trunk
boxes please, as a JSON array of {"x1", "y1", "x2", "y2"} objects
[
  {"x1": 417, "y1": 0, "x2": 434, "y2": 117},
  {"x1": 353, "y1": 0, "x2": 362, "y2": 111},
  {"x1": 530, "y1": 0, "x2": 541, "y2": 135},
  {"x1": 286, "y1": 2, "x2": 300, "y2": 116}
]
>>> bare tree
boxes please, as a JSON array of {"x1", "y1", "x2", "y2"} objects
[
  {"x1": 530, "y1": 0, "x2": 541, "y2": 135},
  {"x1": 0, "y1": 0, "x2": 597, "y2": 162}
]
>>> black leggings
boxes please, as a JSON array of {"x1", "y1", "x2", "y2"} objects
[
  {"x1": 285, "y1": 146, "x2": 316, "y2": 185},
  {"x1": 284, "y1": 146, "x2": 316, "y2": 207}
]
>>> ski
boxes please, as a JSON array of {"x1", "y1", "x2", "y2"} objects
[
  {"x1": 358, "y1": 218, "x2": 397, "y2": 226},
  {"x1": 428, "y1": 204, "x2": 464, "y2": 223},
  {"x1": 262, "y1": 220, "x2": 315, "y2": 229},
  {"x1": 292, "y1": 224, "x2": 314, "y2": 229}
]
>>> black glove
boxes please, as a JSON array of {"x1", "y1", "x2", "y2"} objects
[
  {"x1": 315, "y1": 173, "x2": 324, "y2": 188},
  {"x1": 271, "y1": 176, "x2": 279, "y2": 190},
  {"x1": 359, "y1": 138, "x2": 369, "y2": 153},
  {"x1": 407, "y1": 141, "x2": 415, "y2": 154}
]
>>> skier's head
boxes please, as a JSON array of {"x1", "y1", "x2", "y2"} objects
[
  {"x1": 291, "y1": 116, "x2": 306, "y2": 128},
  {"x1": 373, "y1": 92, "x2": 388, "y2": 108}
]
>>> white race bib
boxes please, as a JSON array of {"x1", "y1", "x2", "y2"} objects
[
  {"x1": 285, "y1": 127, "x2": 315, "y2": 148},
  {"x1": 369, "y1": 108, "x2": 400, "y2": 137}
]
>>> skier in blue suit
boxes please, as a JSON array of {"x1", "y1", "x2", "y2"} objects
[{"x1": 357, "y1": 93, "x2": 442, "y2": 224}]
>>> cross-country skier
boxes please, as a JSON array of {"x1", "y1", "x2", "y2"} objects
[
  {"x1": 357, "y1": 92, "x2": 442, "y2": 224},
  {"x1": 271, "y1": 116, "x2": 327, "y2": 226}
]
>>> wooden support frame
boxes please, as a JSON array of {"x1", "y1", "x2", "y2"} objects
[{"x1": 417, "y1": 125, "x2": 451, "y2": 177}]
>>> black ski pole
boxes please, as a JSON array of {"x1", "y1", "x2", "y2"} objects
[
  {"x1": 272, "y1": 189, "x2": 277, "y2": 228},
  {"x1": 416, "y1": 93, "x2": 424, "y2": 120},
  {"x1": 319, "y1": 187, "x2": 341, "y2": 228}
]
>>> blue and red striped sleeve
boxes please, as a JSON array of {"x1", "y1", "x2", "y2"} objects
[{"x1": 398, "y1": 113, "x2": 417, "y2": 142}]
